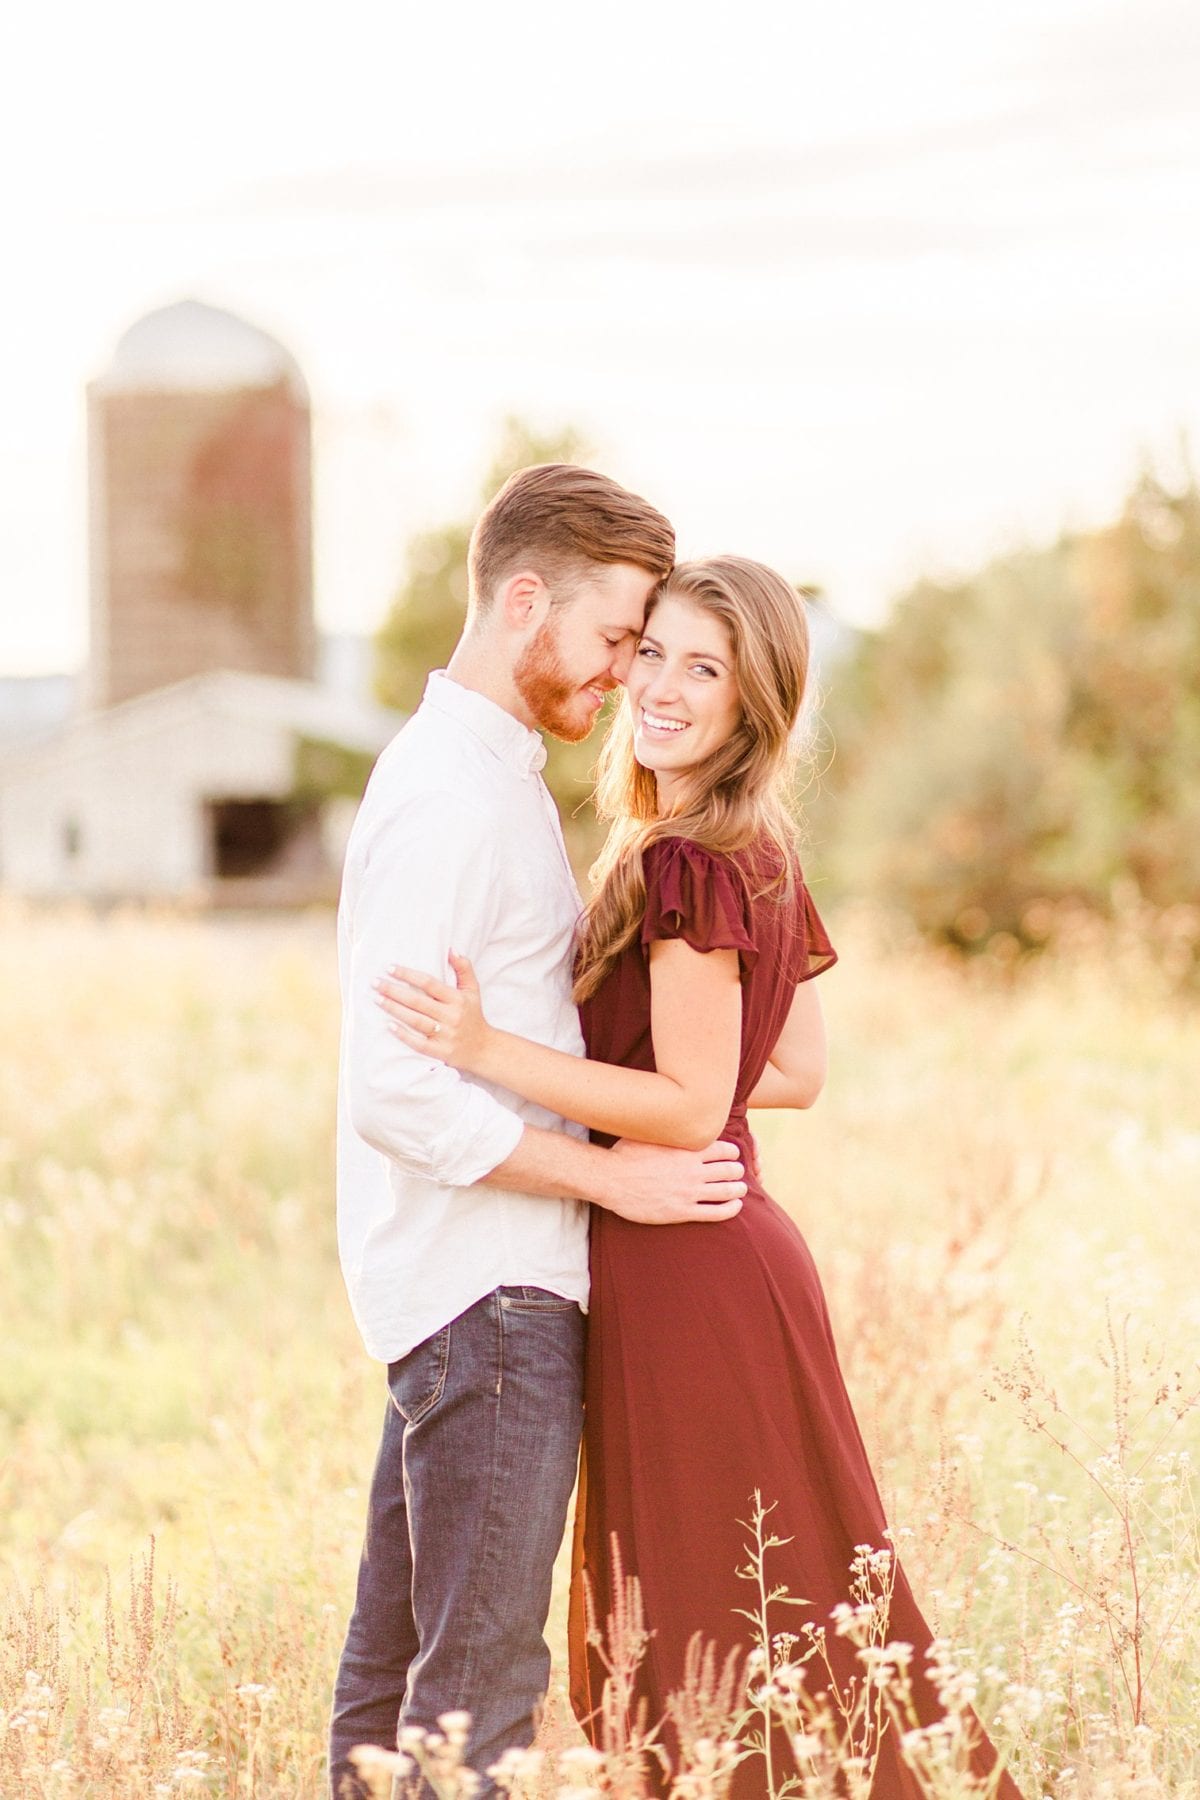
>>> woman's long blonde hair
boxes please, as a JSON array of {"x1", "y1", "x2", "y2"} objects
[{"x1": 573, "y1": 556, "x2": 812, "y2": 1003}]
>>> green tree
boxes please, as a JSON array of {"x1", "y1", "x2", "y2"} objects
[
  {"x1": 372, "y1": 418, "x2": 612, "y2": 873},
  {"x1": 819, "y1": 470, "x2": 1200, "y2": 968}
]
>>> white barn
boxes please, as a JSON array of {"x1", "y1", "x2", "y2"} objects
[{"x1": 0, "y1": 671, "x2": 398, "y2": 903}]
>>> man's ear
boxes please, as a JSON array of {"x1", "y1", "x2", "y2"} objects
[{"x1": 496, "y1": 570, "x2": 550, "y2": 634}]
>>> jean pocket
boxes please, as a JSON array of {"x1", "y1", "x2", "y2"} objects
[
  {"x1": 499, "y1": 1287, "x2": 580, "y2": 1314},
  {"x1": 387, "y1": 1325, "x2": 451, "y2": 1424}
]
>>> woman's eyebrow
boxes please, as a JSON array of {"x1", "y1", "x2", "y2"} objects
[{"x1": 639, "y1": 630, "x2": 729, "y2": 668}]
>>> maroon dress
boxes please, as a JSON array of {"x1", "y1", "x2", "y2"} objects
[{"x1": 568, "y1": 837, "x2": 1020, "y2": 1800}]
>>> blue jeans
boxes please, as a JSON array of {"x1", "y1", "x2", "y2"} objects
[{"x1": 329, "y1": 1287, "x2": 585, "y2": 1798}]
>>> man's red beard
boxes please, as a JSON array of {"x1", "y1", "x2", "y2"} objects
[{"x1": 513, "y1": 621, "x2": 597, "y2": 744}]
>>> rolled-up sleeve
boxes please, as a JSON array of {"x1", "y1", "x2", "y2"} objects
[{"x1": 343, "y1": 789, "x2": 526, "y2": 1188}]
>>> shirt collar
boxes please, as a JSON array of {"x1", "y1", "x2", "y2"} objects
[{"x1": 422, "y1": 670, "x2": 548, "y2": 776}]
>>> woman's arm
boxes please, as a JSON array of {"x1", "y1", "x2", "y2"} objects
[
  {"x1": 375, "y1": 939, "x2": 743, "y2": 1152},
  {"x1": 746, "y1": 980, "x2": 827, "y2": 1110}
]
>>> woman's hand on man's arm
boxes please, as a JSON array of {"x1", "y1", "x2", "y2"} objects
[
  {"x1": 374, "y1": 950, "x2": 494, "y2": 1071},
  {"x1": 373, "y1": 937, "x2": 743, "y2": 1153}
]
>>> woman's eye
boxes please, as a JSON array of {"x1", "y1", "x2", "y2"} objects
[
  {"x1": 692, "y1": 663, "x2": 718, "y2": 679},
  {"x1": 636, "y1": 643, "x2": 659, "y2": 659}
]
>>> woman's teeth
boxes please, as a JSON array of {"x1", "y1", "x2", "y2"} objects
[{"x1": 641, "y1": 712, "x2": 689, "y2": 734}]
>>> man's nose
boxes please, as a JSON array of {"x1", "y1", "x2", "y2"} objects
[{"x1": 610, "y1": 638, "x2": 637, "y2": 683}]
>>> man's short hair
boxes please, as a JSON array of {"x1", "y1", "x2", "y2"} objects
[{"x1": 468, "y1": 464, "x2": 675, "y2": 611}]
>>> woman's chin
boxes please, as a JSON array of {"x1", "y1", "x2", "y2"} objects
[
  {"x1": 633, "y1": 745, "x2": 699, "y2": 798},
  {"x1": 633, "y1": 746, "x2": 675, "y2": 776}
]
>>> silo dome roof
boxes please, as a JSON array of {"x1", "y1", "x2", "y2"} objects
[{"x1": 95, "y1": 299, "x2": 307, "y2": 399}]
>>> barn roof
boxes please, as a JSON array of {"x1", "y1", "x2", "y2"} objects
[{"x1": 0, "y1": 672, "x2": 400, "y2": 778}]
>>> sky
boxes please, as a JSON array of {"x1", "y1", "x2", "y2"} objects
[{"x1": 2, "y1": 0, "x2": 1198, "y2": 674}]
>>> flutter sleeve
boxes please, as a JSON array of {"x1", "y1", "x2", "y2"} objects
[
  {"x1": 640, "y1": 837, "x2": 758, "y2": 975},
  {"x1": 797, "y1": 880, "x2": 837, "y2": 983}
]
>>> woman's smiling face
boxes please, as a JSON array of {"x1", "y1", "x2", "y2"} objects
[{"x1": 625, "y1": 594, "x2": 743, "y2": 801}]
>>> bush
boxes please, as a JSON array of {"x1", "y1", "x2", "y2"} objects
[{"x1": 820, "y1": 472, "x2": 1200, "y2": 970}]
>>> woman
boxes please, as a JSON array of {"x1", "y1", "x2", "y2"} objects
[{"x1": 376, "y1": 559, "x2": 1019, "y2": 1799}]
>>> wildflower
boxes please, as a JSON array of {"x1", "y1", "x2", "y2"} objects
[
  {"x1": 488, "y1": 1745, "x2": 545, "y2": 1783},
  {"x1": 791, "y1": 1731, "x2": 824, "y2": 1759},
  {"x1": 234, "y1": 1682, "x2": 276, "y2": 1715},
  {"x1": 351, "y1": 1743, "x2": 413, "y2": 1783},
  {"x1": 558, "y1": 1745, "x2": 606, "y2": 1773}
]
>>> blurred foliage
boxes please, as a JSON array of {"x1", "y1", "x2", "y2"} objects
[
  {"x1": 819, "y1": 470, "x2": 1200, "y2": 971},
  {"x1": 373, "y1": 418, "x2": 613, "y2": 875},
  {"x1": 292, "y1": 736, "x2": 378, "y2": 803}
]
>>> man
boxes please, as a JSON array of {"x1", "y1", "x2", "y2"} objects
[{"x1": 329, "y1": 464, "x2": 747, "y2": 1797}]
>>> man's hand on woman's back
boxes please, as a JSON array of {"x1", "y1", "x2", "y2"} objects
[
  {"x1": 602, "y1": 1138, "x2": 746, "y2": 1223},
  {"x1": 484, "y1": 1127, "x2": 745, "y2": 1222}
]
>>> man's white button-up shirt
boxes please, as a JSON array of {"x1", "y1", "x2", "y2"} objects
[{"x1": 336, "y1": 671, "x2": 591, "y2": 1362}]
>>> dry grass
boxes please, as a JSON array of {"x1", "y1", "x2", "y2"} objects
[{"x1": 1, "y1": 899, "x2": 1197, "y2": 1796}]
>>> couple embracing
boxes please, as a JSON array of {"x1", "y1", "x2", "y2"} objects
[{"x1": 329, "y1": 466, "x2": 1020, "y2": 1800}]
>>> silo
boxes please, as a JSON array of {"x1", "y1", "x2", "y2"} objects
[{"x1": 87, "y1": 299, "x2": 314, "y2": 709}]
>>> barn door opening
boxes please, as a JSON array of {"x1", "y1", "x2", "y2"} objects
[{"x1": 208, "y1": 798, "x2": 294, "y2": 879}]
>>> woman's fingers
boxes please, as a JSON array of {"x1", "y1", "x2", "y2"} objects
[
  {"x1": 447, "y1": 950, "x2": 480, "y2": 992},
  {"x1": 386, "y1": 964, "x2": 455, "y2": 1003},
  {"x1": 388, "y1": 1019, "x2": 451, "y2": 1060},
  {"x1": 379, "y1": 997, "x2": 435, "y2": 1035},
  {"x1": 374, "y1": 974, "x2": 441, "y2": 1022}
]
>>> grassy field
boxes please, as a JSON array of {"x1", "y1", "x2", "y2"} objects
[{"x1": 1, "y1": 901, "x2": 1197, "y2": 1797}]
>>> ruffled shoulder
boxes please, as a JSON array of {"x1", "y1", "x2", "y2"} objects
[{"x1": 640, "y1": 837, "x2": 758, "y2": 973}]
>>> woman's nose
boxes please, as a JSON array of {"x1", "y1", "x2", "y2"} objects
[{"x1": 646, "y1": 664, "x2": 681, "y2": 704}]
